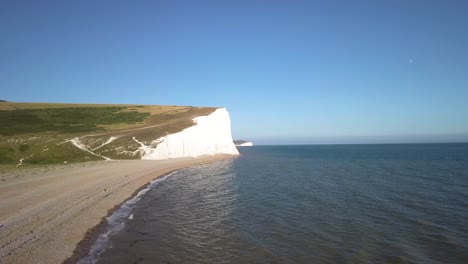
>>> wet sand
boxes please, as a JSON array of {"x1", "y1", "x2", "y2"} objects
[{"x1": 0, "y1": 155, "x2": 236, "y2": 264}]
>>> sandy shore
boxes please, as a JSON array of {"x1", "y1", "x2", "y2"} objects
[{"x1": 0, "y1": 155, "x2": 235, "y2": 264}]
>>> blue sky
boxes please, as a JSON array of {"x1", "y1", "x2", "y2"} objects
[{"x1": 1, "y1": 0, "x2": 467, "y2": 144}]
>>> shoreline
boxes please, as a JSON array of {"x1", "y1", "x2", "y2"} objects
[
  {"x1": 63, "y1": 170, "x2": 188, "y2": 264},
  {"x1": 0, "y1": 155, "x2": 237, "y2": 264},
  {"x1": 63, "y1": 176, "x2": 164, "y2": 264}
]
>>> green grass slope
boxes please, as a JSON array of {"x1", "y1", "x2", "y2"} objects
[{"x1": 0, "y1": 102, "x2": 216, "y2": 165}]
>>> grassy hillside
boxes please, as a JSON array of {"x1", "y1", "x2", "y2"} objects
[{"x1": 0, "y1": 102, "x2": 216, "y2": 165}]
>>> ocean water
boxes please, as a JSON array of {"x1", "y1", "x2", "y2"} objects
[{"x1": 92, "y1": 144, "x2": 468, "y2": 264}]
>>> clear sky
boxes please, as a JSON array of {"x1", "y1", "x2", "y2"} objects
[{"x1": 1, "y1": 0, "x2": 468, "y2": 144}]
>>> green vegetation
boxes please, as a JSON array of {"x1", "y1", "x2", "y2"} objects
[
  {"x1": 25, "y1": 143, "x2": 101, "y2": 165},
  {"x1": 19, "y1": 144, "x2": 29, "y2": 152},
  {"x1": 0, "y1": 107, "x2": 150, "y2": 135},
  {"x1": 0, "y1": 147, "x2": 15, "y2": 164}
]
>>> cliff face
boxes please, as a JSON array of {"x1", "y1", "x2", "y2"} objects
[{"x1": 135, "y1": 108, "x2": 239, "y2": 159}]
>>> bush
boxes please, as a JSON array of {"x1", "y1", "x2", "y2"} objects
[{"x1": 19, "y1": 144, "x2": 29, "y2": 152}]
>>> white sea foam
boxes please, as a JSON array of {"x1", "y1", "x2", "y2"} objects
[{"x1": 77, "y1": 171, "x2": 176, "y2": 264}]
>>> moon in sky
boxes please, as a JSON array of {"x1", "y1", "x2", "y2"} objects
[{"x1": 408, "y1": 59, "x2": 414, "y2": 63}]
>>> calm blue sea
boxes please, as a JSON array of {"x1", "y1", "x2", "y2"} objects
[{"x1": 93, "y1": 143, "x2": 468, "y2": 264}]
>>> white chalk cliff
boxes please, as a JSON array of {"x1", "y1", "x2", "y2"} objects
[{"x1": 136, "y1": 108, "x2": 239, "y2": 159}]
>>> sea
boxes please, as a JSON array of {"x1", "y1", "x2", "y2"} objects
[{"x1": 82, "y1": 143, "x2": 468, "y2": 264}]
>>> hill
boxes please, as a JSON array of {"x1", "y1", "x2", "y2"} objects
[{"x1": 0, "y1": 102, "x2": 217, "y2": 165}]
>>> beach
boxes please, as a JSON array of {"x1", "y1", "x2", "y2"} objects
[{"x1": 0, "y1": 155, "x2": 235, "y2": 264}]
